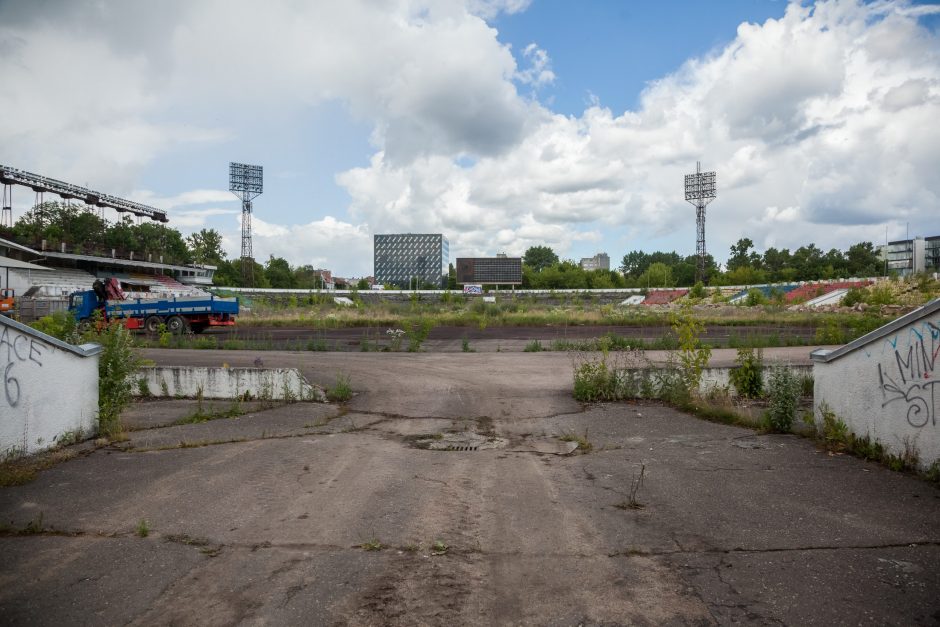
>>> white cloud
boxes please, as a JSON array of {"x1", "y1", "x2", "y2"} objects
[
  {"x1": 337, "y1": 0, "x2": 940, "y2": 268},
  {"x1": 245, "y1": 215, "x2": 373, "y2": 275},
  {"x1": 129, "y1": 189, "x2": 237, "y2": 210}
]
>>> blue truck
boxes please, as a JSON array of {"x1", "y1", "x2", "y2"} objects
[{"x1": 69, "y1": 288, "x2": 238, "y2": 334}]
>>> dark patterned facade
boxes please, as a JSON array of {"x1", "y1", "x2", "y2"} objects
[
  {"x1": 374, "y1": 234, "x2": 448, "y2": 288},
  {"x1": 455, "y1": 257, "x2": 522, "y2": 285}
]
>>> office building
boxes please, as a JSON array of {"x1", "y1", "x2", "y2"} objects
[
  {"x1": 456, "y1": 256, "x2": 523, "y2": 285},
  {"x1": 580, "y1": 252, "x2": 610, "y2": 272},
  {"x1": 374, "y1": 233, "x2": 448, "y2": 288}
]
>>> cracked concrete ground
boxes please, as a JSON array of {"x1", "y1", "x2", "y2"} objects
[{"x1": 1, "y1": 350, "x2": 938, "y2": 625}]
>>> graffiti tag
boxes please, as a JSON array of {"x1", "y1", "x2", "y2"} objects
[
  {"x1": 877, "y1": 320, "x2": 939, "y2": 428},
  {"x1": 0, "y1": 325, "x2": 46, "y2": 408}
]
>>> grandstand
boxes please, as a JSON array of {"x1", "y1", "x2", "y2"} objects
[
  {"x1": 728, "y1": 284, "x2": 799, "y2": 304},
  {"x1": 13, "y1": 267, "x2": 97, "y2": 297},
  {"x1": 642, "y1": 289, "x2": 689, "y2": 305},
  {"x1": 785, "y1": 280, "x2": 873, "y2": 303}
]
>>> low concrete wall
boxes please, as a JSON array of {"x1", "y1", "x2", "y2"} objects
[
  {"x1": 0, "y1": 316, "x2": 101, "y2": 457},
  {"x1": 136, "y1": 366, "x2": 325, "y2": 402},
  {"x1": 699, "y1": 364, "x2": 812, "y2": 396},
  {"x1": 812, "y1": 299, "x2": 940, "y2": 470}
]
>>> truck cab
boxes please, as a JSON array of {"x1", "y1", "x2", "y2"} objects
[
  {"x1": 69, "y1": 290, "x2": 102, "y2": 322},
  {"x1": 0, "y1": 288, "x2": 14, "y2": 315}
]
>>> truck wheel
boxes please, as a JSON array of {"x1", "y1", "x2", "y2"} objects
[
  {"x1": 166, "y1": 315, "x2": 189, "y2": 335},
  {"x1": 144, "y1": 316, "x2": 162, "y2": 334}
]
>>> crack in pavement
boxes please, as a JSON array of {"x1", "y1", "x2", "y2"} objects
[{"x1": 5, "y1": 530, "x2": 938, "y2": 559}]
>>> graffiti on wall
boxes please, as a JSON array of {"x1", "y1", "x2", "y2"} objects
[
  {"x1": 877, "y1": 319, "x2": 939, "y2": 428},
  {"x1": 0, "y1": 325, "x2": 46, "y2": 408}
]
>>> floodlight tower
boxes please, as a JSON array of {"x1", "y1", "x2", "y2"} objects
[
  {"x1": 229, "y1": 162, "x2": 263, "y2": 285},
  {"x1": 684, "y1": 161, "x2": 717, "y2": 284}
]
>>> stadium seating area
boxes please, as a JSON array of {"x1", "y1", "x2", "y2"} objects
[
  {"x1": 728, "y1": 284, "x2": 799, "y2": 303},
  {"x1": 152, "y1": 273, "x2": 208, "y2": 297},
  {"x1": 642, "y1": 289, "x2": 689, "y2": 305},
  {"x1": 18, "y1": 267, "x2": 97, "y2": 297},
  {"x1": 785, "y1": 280, "x2": 873, "y2": 303}
]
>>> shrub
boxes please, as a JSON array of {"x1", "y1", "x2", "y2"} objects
[
  {"x1": 765, "y1": 365, "x2": 800, "y2": 432},
  {"x1": 745, "y1": 288, "x2": 768, "y2": 306},
  {"x1": 842, "y1": 287, "x2": 864, "y2": 307},
  {"x1": 689, "y1": 281, "x2": 706, "y2": 299},
  {"x1": 670, "y1": 304, "x2": 711, "y2": 396},
  {"x1": 729, "y1": 347, "x2": 763, "y2": 398},
  {"x1": 96, "y1": 320, "x2": 142, "y2": 437},
  {"x1": 573, "y1": 355, "x2": 618, "y2": 402},
  {"x1": 29, "y1": 310, "x2": 80, "y2": 343},
  {"x1": 405, "y1": 317, "x2": 434, "y2": 352}
]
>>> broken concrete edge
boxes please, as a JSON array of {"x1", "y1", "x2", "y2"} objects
[
  {"x1": 810, "y1": 296, "x2": 940, "y2": 363},
  {"x1": 0, "y1": 314, "x2": 102, "y2": 358},
  {"x1": 129, "y1": 366, "x2": 327, "y2": 402}
]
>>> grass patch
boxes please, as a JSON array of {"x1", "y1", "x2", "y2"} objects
[
  {"x1": 326, "y1": 374, "x2": 353, "y2": 402},
  {"x1": 559, "y1": 430, "x2": 593, "y2": 454},
  {"x1": 359, "y1": 538, "x2": 385, "y2": 551},
  {"x1": 0, "y1": 448, "x2": 78, "y2": 487},
  {"x1": 173, "y1": 403, "x2": 246, "y2": 425},
  {"x1": 136, "y1": 518, "x2": 150, "y2": 538}
]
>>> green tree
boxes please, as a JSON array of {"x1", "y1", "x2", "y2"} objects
[
  {"x1": 619, "y1": 250, "x2": 650, "y2": 277},
  {"x1": 447, "y1": 263, "x2": 457, "y2": 290},
  {"x1": 264, "y1": 255, "x2": 295, "y2": 288},
  {"x1": 357, "y1": 278, "x2": 370, "y2": 290},
  {"x1": 846, "y1": 241, "x2": 880, "y2": 276},
  {"x1": 186, "y1": 229, "x2": 226, "y2": 265},
  {"x1": 523, "y1": 245, "x2": 559, "y2": 272},
  {"x1": 728, "y1": 238, "x2": 760, "y2": 271}
]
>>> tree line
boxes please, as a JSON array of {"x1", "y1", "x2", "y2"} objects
[
  {"x1": 1, "y1": 202, "x2": 886, "y2": 290},
  {"x1": 0, "y1": 202, "x2": 338, "y2": 289},
  {"x1": 519, "y1": 239, "x2": 883, "y2": 290}
]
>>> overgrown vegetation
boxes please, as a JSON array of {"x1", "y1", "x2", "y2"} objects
[
  {"x1": 326, "y1": 374, "x2": 353, "y2": 402},
  {"x1": 729, "y1": 347, "x2": 763, "y2": 398},
  {"x1": 764, "y1": 365, "x2": 801, "y2": 432}
]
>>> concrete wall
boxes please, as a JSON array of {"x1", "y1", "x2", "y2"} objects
[
  {"x1": 0, "y1": 316, "x2": 101, "y2": 457},
  {"x1": 136, "y1": 366, "x2": 325, "y2": 402},
  {"x1": 813, "y1": 299, "x2": 940, "y2": 469}
]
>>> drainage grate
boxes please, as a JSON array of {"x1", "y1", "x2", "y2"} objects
[{"x1": 413, "y1": 432, "x2": 507, "y2": 452}]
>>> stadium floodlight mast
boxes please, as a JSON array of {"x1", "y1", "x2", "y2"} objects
[
  {"x1": 229, "y1": 162, "x2": 263, "y2": 285},
  {"x1": 684, "y1": 161, "x2": 717, "y2": 284}
]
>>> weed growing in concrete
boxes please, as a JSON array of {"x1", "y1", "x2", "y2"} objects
[
  {"x1": 461, "y1": 336, "x2": 473, "y2": 352},
  {"x1": 405, "y1": 317, "x2": 434, "y2": 352},
  {"x1": 174, "y1": 404, "x2": 246, "y2": 425},
  {"x1": 327, "y1": 374, "x2": 353, "y2": 402},
  {"x1": 136, "y1": 518, "x2": 150, "y2": 538},
  {"x1": 559, "y1": 430, "x2": 593, "y2": 454},
  {"x1": 136, "y1": 377, "x2": 151, "y2": 398},
  {"x1": 430, "y1": 540, "x2": 449, "y2": 555},
  {"x1": 524, "y1": 339, "x2": 544, "y2": 352},
  {"x1": 386, "y1": 328, "x2": 405, "y2": 351},
  {"x1": 765, "y1": 365, "x2": 801, "y2": 432},
  {"x1": 616, "y1": 464, "x2": 646, "y2": 510},
  {"x1": 729, "y1": 347, "x2": 763, "y2": 399},
  {"x1": 359, "y1": 538, "x2": 384, "y2": 551},
  {"x1": 670, "y1": 303, "x2": 711, "y2": 396}
]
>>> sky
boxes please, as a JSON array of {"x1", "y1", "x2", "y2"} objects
[{"x1": 1, "y1": 0, "x2": 939, "y2": 277}]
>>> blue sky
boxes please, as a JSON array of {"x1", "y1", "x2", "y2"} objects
[{"x1": 2, "y1": 0, "x2": 939, "y2": 276}]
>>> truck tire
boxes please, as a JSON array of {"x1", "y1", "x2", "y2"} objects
[
  {"x1": 166, "y1": 315, "x2": 189, "y2": 335},
  {"x1": 144, "y1": 316, "x2": 162, "y2": 334}
]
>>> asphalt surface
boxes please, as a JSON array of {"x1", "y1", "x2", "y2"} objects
[{"x1": 1, "y1": 350, "x2": 938, "y2": 625}]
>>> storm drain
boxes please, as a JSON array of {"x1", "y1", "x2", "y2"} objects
[{"x1": 413, "y1": 432, "x2": 507, "y2": 452}]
